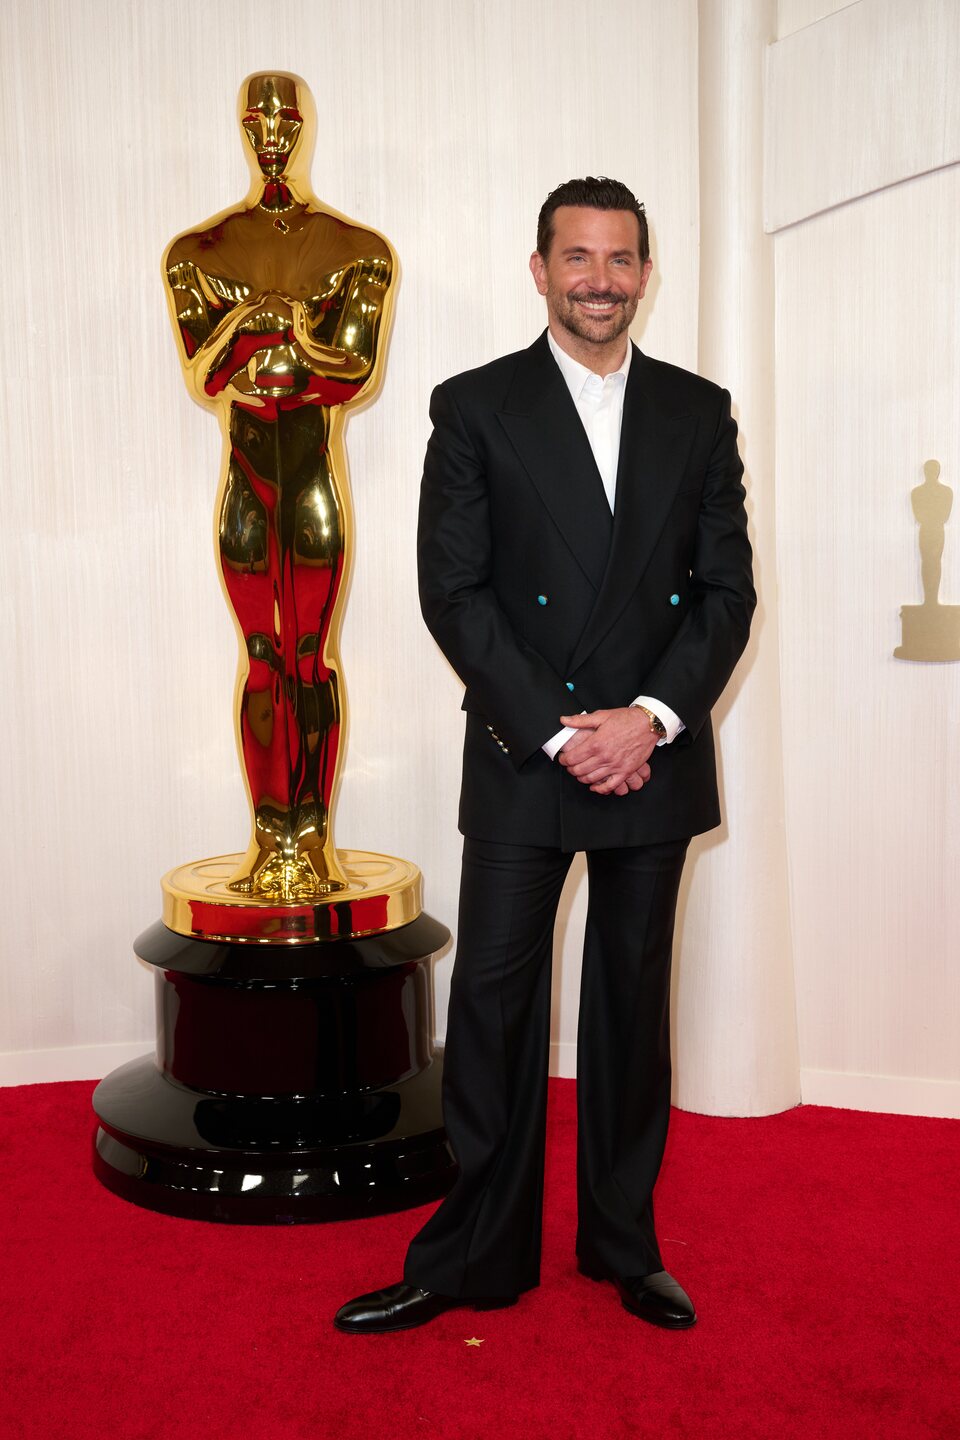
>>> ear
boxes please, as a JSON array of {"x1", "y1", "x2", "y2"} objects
[
  {"x1": 529, "y1": 251, "x2": 548, "y2": 296},
  {"x1": 637, "y1": 258, "x2": 654, "y2": 300}
]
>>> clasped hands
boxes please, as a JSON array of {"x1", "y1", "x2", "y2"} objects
[{"x1": 557, "y1": 707, "x2": 659, "y2": 797}]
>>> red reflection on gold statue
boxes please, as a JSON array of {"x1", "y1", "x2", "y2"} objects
[{"x1": 163, "y1": 72, "x2": 396, "y2": 899}]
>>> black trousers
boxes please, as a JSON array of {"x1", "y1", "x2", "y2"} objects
[{"x1": 403, "y1": 834, "x2": 689, "y2": 1299}]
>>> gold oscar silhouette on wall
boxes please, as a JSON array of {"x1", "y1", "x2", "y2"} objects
[{"x1": 895, "y1": 459, "x2": 960, "y2": 662}]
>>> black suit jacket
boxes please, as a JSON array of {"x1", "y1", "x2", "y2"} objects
[{"x1": 417, "y1": 331, "x2": 755, "y2": 851}]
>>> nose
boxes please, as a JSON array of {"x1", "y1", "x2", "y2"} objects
[
  {"x1": 584, "y1": 257, "x2": 606, "y2": 290},
  {"x1": 579, "y1": 258, "x2": 617, "y2": 296},
  {"x1": 262, "y1": 111, "x2": 279, "y2": 147}
]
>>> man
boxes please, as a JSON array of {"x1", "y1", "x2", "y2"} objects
[{"x1": 335, "y1": 177, "x2": 755, "y2": 1333}]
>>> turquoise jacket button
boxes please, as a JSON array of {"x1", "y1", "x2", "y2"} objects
[
  {"x1": 670, "y1": 593, "x2": 680, "y2": 606},
  {"x1": 566, "y1": 681, "x2": 575, "y2": 692},
  {"x1": 537, "y1": 594, "x2": 548, "y2": 606}
]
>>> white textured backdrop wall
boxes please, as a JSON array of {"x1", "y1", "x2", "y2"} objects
[
  {"x1": 769, "y1": 0, "x2": 960, "y2": 1115},
  {"x1": 774, "y1": 170, "x2": 960, "y2": 1115},
  {"x1": 0, "y1": 0, "x2": 701, "y2": 1079},
  {"x1": 8, "y1": 0, "x2": 956, "y2": 1119}
]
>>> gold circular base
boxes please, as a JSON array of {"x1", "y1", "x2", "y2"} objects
[{"x1": 161, "y1": 850, "x2": 422, "y2": 944}]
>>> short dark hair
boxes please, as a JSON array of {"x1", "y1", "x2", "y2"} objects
[{"x1": 536, "y1": 177, "x2": 649, "y2": 263}]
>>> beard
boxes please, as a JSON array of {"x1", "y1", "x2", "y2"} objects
[{"x1": 549, "y1": 286, "x2": 638, "y2": 347}]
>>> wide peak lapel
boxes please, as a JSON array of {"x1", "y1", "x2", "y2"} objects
[
  {"x1": 568, "y1": 348, "x2": 697, "y2": 673},
  {"x1": 496, "y1": 333, "x2": 612, "y2": 593}
]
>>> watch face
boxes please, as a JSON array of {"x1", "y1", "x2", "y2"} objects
[{"x1": 633, "y1": 703, "x2": 665, "y2": 735}]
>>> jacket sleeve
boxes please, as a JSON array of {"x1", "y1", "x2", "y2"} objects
[
  {"x1": 641, "y1": 389, "x2": 756, "y2": 740},
  {"x1": 417, "y1": 381, "x2": 576, "y2": 766}
]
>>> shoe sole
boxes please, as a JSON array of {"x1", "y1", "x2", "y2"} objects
[
  {"x1": 334, "y1": 1315, "x2": 443, "y2": 1335},
  {"x1": 620, "y1": 1303, "x2": 696, "y2": 1330},
  {"x1": 334, "y1": 1297, "x2": 517, "y2": 1335}
]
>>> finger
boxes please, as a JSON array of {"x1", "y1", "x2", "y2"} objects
[
  {"x1": 557, "y1": 732, "x2": 591, "y2": 764},
  {"x1": 589, "y1": 767, "x2": 631, "y2": 792},
  {"x1": 571, "y1": 764, "x2": 614, "y2": 784},
  {"x1": 562, "y1": 750, "x2": 609, "y2": 776},
  {"x1": 571, "y1": 761, "x2": 623, "y2": 783},
  {"x1": 625, "y1": 772, "x2": 645, "y2": 791},
  {"x1": 590, "y1": 776, "x2": 625, "y2": 794},
  {"x1": 559, "y1": 712, "x2": 606, "y2": 728}
]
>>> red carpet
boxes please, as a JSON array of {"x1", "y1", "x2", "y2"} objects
[{"x1": 1, "y1": 1079, "x2": 957, "y2": 1440}]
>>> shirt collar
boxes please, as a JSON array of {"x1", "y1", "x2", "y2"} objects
[{"x1": 547, "y1": 327, "x2": 632, "y2": 402}]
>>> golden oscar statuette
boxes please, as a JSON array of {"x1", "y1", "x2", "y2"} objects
[
  {"x1": 161, "y1": 70, "x2": 417, "y2": 942},
  {"x1": 92, "y1": 75, "x2": 453, "y2": 1222},
  {"x1": 895, "y1": 459, "x2": 960, "y2": 662}
]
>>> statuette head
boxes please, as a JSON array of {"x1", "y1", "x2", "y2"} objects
[{"x1": 238, "y1": 72, "x2": 315, "y2": 184}]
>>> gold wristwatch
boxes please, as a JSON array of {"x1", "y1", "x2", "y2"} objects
[{"x1": 631, "y1": 703, "x2": 667, "y2": 738}]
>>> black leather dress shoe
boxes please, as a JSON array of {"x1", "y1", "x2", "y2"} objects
[
  {"x1": 334, "y1": 1282, "x2": 517, "y2": 1334},
  {"x1": 578, "y1": 1262, "x2": 697, "y2": 1329}
]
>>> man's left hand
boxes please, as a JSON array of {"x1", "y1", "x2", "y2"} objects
[{"x1": 557, "y1": 708, "x2": 660, "y2": 795}]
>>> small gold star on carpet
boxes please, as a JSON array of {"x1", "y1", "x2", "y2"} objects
[{"x1": 464, "y1": 1337, "x2": 485, "y2": 1347}]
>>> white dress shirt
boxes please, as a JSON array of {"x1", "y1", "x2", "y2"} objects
[{"x1": 541, "y1": 329, "x2": 684, "y2": 759}]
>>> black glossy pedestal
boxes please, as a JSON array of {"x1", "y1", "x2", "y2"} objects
[{"x1": 92, "y1": 914, "x2": 456, "y2": 1222}]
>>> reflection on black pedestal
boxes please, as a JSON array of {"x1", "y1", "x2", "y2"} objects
[{"x1": 92, "y1": 915, "x2": 456, "y2": 1222}]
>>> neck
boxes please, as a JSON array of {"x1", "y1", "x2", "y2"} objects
[
  {"x1": 258, "y1": 178, "x2": 295, "y2": 212},
  {"x1": 547, "y1": 321, "x2": 628, "y2": 377}
]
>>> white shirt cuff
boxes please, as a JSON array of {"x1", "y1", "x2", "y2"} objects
[
  {"x1": 543, "y1": 724, "x2": 580, "y2": 760},
  {"x1": 632, "y1": 695, "x2": 685, "y2": 746}
]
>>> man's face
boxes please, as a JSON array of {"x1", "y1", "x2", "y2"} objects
[
  {"x1": 529, "y1": 206, "x2": 652, "y2": 351},
  {"x1": 241, "y1": 78, "x2": 304, "y2": 177}
]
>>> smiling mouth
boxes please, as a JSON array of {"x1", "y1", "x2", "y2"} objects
[{"x1": 572, "y1": 296, "x2": 623, "y2": 313}]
